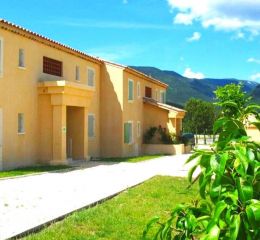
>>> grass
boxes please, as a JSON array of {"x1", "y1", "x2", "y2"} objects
[
  {"x1": 102, "y1": 154, "x2": 164, "y2": 163},
  {"x1": 24, "y1": 176, "x2": 199, "y2": 240},
  {"x1": 0, "y1": 165, "x2": 72, "y2": 179}
]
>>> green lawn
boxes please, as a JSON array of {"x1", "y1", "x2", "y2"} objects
[
  {"x1": 0, "y1": 165, "x2": 72, "y2": 179},
  {"x1": 102, "y1": 154, "x2": 164, "y2": 163},
  {"x1": 24, "y1": 176, "x2": 199, "y2": 240}
]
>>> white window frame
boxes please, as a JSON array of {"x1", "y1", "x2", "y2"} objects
[
  {"x1": 128, "y1": 79, "x2": 134, "y2": 102},
  {"x1": 18, "y1": 113, "x2": 25, "y2": 134},
  {"x1": 88, "y1": 113, "x2": 95, "y2": 138},
  {"x1": 18, "y1": 48, "x2": 25, "y2": 68},
  {"x1": 124, "y1": 121, "x2": 133, "y2": 144},
  {"x1": 87, "y1": 67, "x2": 95, "y2": 88},
  {"x1": 0, "y1": 37, "x2": 3, "y2": 78},
  {"x1": 75, "y1": 65, "x2": 80, "y2": 81},
  {"x1": 137, "y1": 121, "x2": 141, "y2": 138},
  {"x1": 137, "y1": 81, "x2": 141, "y2": 98}
]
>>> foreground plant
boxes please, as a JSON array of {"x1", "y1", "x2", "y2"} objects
[{"x1": 143, "y1": 84, "x2": 260, "y2": 240}]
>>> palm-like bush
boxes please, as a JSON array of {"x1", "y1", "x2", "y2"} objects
[{"x1": 143, "y1": 84, "x2": 260, "y2": 240}]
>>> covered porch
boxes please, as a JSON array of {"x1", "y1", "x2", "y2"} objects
[{"x1": 38, "y1": 80, "x2": 94, "y2": 165}]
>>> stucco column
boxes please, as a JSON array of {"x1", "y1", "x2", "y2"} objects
[{"x1": 52, "y1": 105, "x2": 67, "y2": 164}]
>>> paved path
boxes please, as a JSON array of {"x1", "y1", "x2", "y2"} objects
[{"x1": 0, "y1": 154, "x2": 197, "y2": 240}]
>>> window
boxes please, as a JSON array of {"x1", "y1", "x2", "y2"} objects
[
  {"x1": 88, "y1": 114, "x2": 95, "y2": 138},
  {"x1": 43, "y1": 56, "x2": 62, "y2": 76},
  {"x1": 0, "y1": 37, "x2": 3, "y2": 77},
  {"x1": 18, "y1": 113, "x2": 25, "y2": 134},
  {"x1": 137, "y1": 81, "x2": 141, "y2": 98},
  {"x1": 137, "y1": 121, "x2": 141, "y2": 138},
  {"x1": 75, "y1": 65, "x2": 80, "y2": 81},
  {"x1": 18, "y1": 48, "x2": 25, "y2": 68},
  {"x1": 87, "y1": 67, "x2": 95, "y2": 87},
  {"x1": 128, "y1": 79, "x2": 134, "y2": 101},
  {"x1": 160, "y1": 91, "x2": 166, "y2": 103},
  {"x1": 145, "y1": 86, "x2": 152, "y2": 98},
  {"x1": 155, "y1": 89, "x2": 158, "y2": 101},
  {"x1": 124, "y1": 121, "x2": 133, "y2": 144}
]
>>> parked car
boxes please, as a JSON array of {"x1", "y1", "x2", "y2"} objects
[{"x1": 181, "y1": 133, "x2": 195, "y2": 146}]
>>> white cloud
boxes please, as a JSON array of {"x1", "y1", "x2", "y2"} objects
[
  {"x1": 183, "y1": 68, "x2": 205, "y2": 79},
  {"x1": 250, "y1": 73, "x2": 260, "y2": 81},
  {"x1": 247, "y1": 57, "x2": 260, "y2": 64},
  {"x1": 167, "y1": 0, "x2": 260, "y2": 35},
  {"x1": 123, "y1": 0, "x2": 128, "y2": 4},
  {"x1": 186, "y1": 32, "x2": 201, "y2": 42}
]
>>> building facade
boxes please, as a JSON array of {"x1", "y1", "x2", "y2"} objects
[{"x1": 0, "y1": 20, "x2": 185, "y2": 170}]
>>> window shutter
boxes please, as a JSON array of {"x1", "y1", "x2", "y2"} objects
[
  {"x1": 124, "y1": 123, "x2": 129, "y2": 143},
  {"x1": 19, "y1": 49, "x2": 25, "y2": 67},
  {"x1": 88, "y1": 115, "x2": 95, "y2": 137},
  {"x1": 88, "y1": 68, "x2": 95, "y2": 87},
  {"x1": 128, "y1": 80, "x2": 133, "y2": 100}
]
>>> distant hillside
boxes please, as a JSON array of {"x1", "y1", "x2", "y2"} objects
[
  {"x1": 131, "y1": 66, "x2": 259, "y2": 106},
  {"x1": 252, "y1": 84, "x2": 260, "y2": 103}
]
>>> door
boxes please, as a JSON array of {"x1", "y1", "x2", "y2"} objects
[{"x1": 0, "y1": 108, "x2": 3, "y2": 170}]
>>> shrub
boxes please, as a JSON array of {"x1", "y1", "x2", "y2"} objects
[{"x1": 143, "y1": 84, "x2": 260, "y2": 240}]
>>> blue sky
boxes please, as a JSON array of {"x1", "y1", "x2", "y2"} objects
[{"x1": 1, "y1": 0, "x2": 260, "y2": 81}]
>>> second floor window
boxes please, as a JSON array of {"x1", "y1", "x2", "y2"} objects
[
  {"x1": 137, "y1": 81, "x2": 141, "y2": 98},
  {"x1": 145, "y1": 86, "x2": 152, "y2": 98},
  {"x1": 87, "y1": 68, "x2": 95, "y2": 87},
  {"x1": 18, "y1": 49, "x2": 25, "y2": 68},
  {"x1": 160, "y1": 91, "x2": 166, "y2": 103},
  {"x1": 76, "y1": 66, "x2": 80, "y2": 81},
  {"x1": 128, "y1": 79, "x2": 134, "y2": 101},
  {"x1": 43, "y1": 56, "x2": 62, "y2": 77}
]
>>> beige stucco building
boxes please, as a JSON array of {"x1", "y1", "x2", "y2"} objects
[{"x1": 0, "y1": 19, "x2": 185, "y2": 170}]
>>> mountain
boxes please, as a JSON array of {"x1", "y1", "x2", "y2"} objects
[
  {"x1": 252, "y1": 84, "x2": 260, "y2": 103},
  {"x1": 131, "y1": 66, "x2": 259, "y2": 106}
]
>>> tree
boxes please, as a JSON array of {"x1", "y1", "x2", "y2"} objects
[
  {"x1": 214, "y1": 83, "x2": 256, "y2": 121},
  {"x1": 183, "y1": 98, "x2": 217, "y2": 143},
  {"x1": 143, "y1": 84, "x2": 260, "y2": 240}
]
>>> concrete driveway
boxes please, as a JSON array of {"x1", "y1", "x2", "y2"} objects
[{"x1": 0, "y1": 154, "x2": 197, "y2": 240}]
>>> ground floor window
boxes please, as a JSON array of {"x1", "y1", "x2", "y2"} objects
[
  {"x1": 124, "y1": 121, "x2": 133, "y2": 144},
  {"x1": 88, "y1": 114, "x2": 95, "y2": 138},
  {"x1": 18, "y1": 113, "x2": 25, "y2": 134}
]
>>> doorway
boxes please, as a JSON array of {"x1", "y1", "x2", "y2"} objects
[{"x1": 66, "y1": 106, "x2": 85, "y2": 160}]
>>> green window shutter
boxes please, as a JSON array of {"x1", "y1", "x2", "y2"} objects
[
  {"x1": 128, "y1": 80, "x2": 133, "y2": 100},
  {"x1": 88, "y1": 115, "x2": 95, "y2": 137},
  {"x1": 124, "y1": 123, "x2": 129, "y2": 143},
  {"x1": 129, "y1": 122, "x2": 132, "y2": 143}
]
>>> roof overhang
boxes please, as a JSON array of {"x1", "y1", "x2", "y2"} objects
[{"x1": 143, "y1": 97, "x2": 186, "y2": 118}]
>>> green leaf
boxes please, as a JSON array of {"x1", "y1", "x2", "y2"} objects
[
  {"x1": 188, "y1": 164, "x2": 198, "y2": 183},
  {"x1": 213, "y1": 201, "x2": 227, "y2": 222},
  {"x1": 210, "y1": 155, "x2": 219, "y2": 173},
  {"x1": 186, "y1": 152, "x2": 201, "y2": 164},
  {"x1": 142, "y1": 216, "x2": 160, "y2": 237},
  {"x1": 246, "y1": 201, "x2": 260, "y2": 228},
  {"x1": 236, "y1": 178, "x2": 253, "y2": 203},
  {"x1": 206, "y1": 221, "x2": 220, "y2": 240},
  {"x1": 230, "y1": 214, "x2": 240, "y2": 240}
]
